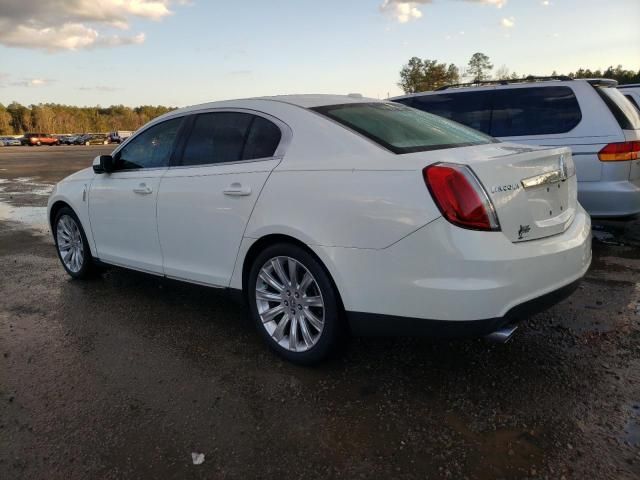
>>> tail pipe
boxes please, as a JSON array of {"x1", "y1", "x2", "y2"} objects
[{"x1": 485, "y1": 324, "x2": 518, "y2": 344}]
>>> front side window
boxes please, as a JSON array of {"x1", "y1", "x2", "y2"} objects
[
  {"x1": 115, "y1": 117, "x2": 183, "y2": 170},
  {"x1": 313, "y1": 102, "x2": 494, "y2": 154},
  {"x1": 400, "y1": 92, "x2": 492, "y2": 134},
  {"x1": 181, "y1": 112, "x2": 282, "y2": 166},
  {"x1": 490, "y1": 86, "x2": 582, "y2": 137}
]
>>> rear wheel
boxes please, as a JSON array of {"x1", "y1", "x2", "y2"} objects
[
  {"x1": 247, "y1": 243, "x2": 342, "y2": 365},
  {"x1": 85, "y1": 141, "x2": 90, "y2": 146},
  {"x1": 36, "y1": 141, "x2": 41, "y2": 146},
  {"x1": 53, "y1": 207, "x2": 95, "y2": 279}
]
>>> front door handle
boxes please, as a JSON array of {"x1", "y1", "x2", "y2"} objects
[
  {"x1": 223, "y1": 182, "x2": 251, "y2": 196},
  {"x1": 133, "y1": 183, "x2": 153, "y2": 195}
]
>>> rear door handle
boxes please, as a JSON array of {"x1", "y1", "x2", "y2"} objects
[
  {"x1": 133, "y1": 183, "x2": 153, "y2": 195},
  {"x1": 223, "y1": 183, "x2": 251, "y2": 196}
]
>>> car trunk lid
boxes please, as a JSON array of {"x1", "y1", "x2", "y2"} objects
[{"x1": 468, "y1": 144, "x2": 577, "y2": 242}]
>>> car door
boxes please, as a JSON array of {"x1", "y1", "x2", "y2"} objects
[
  {"x1": 89, "y1": 116, "x2": 185, "y2": 273},
  {"x1": 157, "y1": 110, "x2": 286, "y2": 287}
]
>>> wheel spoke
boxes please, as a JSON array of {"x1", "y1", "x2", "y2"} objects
[
  {"x1": 256, "y1": 289, "x2": 281, "y2": 302},
  {"x1": 298, "y1": 314, "x2": 314, "y2": 347},
  {"x1": 302, "y1": 295, "x2": 323, "y2": 307},
  {"x1": 271, "y1": 258, "x2": 289, "y2": 287},
  {"x1": 288, "y1": 258, "x2": 298, "y2": 288},
  {"x1": 289, "y1": 315, "x2": 298, "y2": 351},
  {"x1": 261, "y1": 304, "x2": 284, "y2": 323},
  {"x1": 298, "y1": 272, "x2": 313, "y2": 293},
  {"x1": 272, "y1": 313, "x2": 290, "y2": 342},
  {"x1": 303, "y1": 309, "x2": 323, "y2": 331},
  {"x1": 259, "y1": 270, "x2": 284, "y2": 292}
]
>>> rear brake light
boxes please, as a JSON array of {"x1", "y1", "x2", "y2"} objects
[
  {"x1": 423, "y1": 163, "x2": 500, "y2": 231},
  {"x1": 598, "y1": 141, "x2": 640, "y2": 162}
]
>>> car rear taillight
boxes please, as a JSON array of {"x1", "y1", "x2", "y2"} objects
[
  {"x1": 598, "y1": 141, "x2": 640, "y2": 162},
  {"x1": 423, "y1": 163, "x2": 500, "y2": 231}
]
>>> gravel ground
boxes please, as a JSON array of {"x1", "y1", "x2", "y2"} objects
[{"x1": 1, "y1": 146, "x2": 639, "y2": 479}]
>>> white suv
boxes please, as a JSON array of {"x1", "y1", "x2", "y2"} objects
[{"x1": 392, "y1": 78, "x2": 640, "y2": 217}]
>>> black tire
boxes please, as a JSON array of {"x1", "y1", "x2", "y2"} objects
[
  {"x1": 247, "y1": 243, "x2": 342, "y2": 365},
  {"x1": 53, "y1": 207, "x2": 96, "y2": 279}
]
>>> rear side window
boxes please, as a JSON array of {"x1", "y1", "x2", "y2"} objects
[
  {"x1": 624, "y1": 94, "x2": 640, "y2": 111},
  {"x1": 595, "y1": 87, "x2": 640, "y2": 130},
  {"x1": 398, "y1": 91, "x2": 492, "y2": 134},
  {"x1": 181, "y1": 112, "x2": 281, "y2": 166},
  {"x1": 243, "y1": 116, "x2": 282, "y2": 160},
  {"x1": 490, "y1": 86, "x2": 582, "y2": 137},
  {"x1": 313, "y1": 102, "x2": 495, "y2": 154}
]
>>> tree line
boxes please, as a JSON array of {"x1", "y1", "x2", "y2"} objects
[
  {"x1": 399, "y1": 52, "x2": 640, "y2": 93},
  {"x1": 0, "y1": 103, "x2": 175, "y2": 136}
]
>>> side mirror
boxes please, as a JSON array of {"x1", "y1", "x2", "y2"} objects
[{"x1": 93, "y1": 155, "x2": 114, "y2": 174}]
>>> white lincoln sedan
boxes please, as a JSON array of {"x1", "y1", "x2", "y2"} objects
[{"x1": 48, "y1": 95, "x2": 592, "y2": 364}]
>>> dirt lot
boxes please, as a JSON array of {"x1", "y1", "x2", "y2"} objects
[{"x1": 1, "y1": 145, "x2": 639, "y2": 480}]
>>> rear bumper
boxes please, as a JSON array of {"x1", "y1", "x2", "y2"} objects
[
  {"x1": 579, "y1": 178, "x2": 640, "y2": 217},
  {"x1": 347, "y1": 279, "x2": 581, "y2": 337},
  {"x1": 313, "y1": 209, "x2": 591, "y2": 330}
]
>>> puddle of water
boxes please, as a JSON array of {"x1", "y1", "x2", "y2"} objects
[
  {"x1": 592, "y1": 230, "x2": 625, "y2": 246},
  {"x1": 0, "y1": 200, "x2": 49, "y2": 233},
  {"x1": 622, "y1": 404, "x2": 640, "y2": 447}
]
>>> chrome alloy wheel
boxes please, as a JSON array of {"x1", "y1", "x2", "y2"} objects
[
  {"x1": 56, "y1": 215, "x2": 85, "y2": 273},
  {"x1": 256, "y1": 256, "x2": 325, "y2": 352}
]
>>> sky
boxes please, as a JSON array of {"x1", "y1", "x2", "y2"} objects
[{"x1": 0, "y1": 0, "x2": 638, "y2": 107}]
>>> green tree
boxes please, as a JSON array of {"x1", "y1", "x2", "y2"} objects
[
  {"x1": 398, "y1": 57, "x2": 460, "y2": 93},
  {"x1": 467, "y1": 52, "x2": 493, "y2": 82},
  {"x1": 0, "y1": 104, "x2": 12, "y2": 135}
]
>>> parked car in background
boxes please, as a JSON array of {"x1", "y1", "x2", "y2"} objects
[
  {"x1": 73, "y1": 134, "x2": 90, "y2": 145},
  {"x1": 59, "y1": 135, "x2": 80, "y2": 145},
  {"x1": 392, "y1": 78, "x2": 640, "y2": 218},
  {"x1": 619, "y1": 84, "x2": 640, "y2": 111},
  {"x1": 0, "y1": 137, "x2": 22, "y2": 146},
  {"x1": 108, "y1": 130, "x2": 133, "y2": 144},
  {"x1": 81, "y1": 134, "x2": 110, "y2": 146},
  {"x1": 21, "y1": 133, "x2": 59, "y2": 146},
  {"x1": 48, "y1": 95, "x2": 591, "y2": 364}
]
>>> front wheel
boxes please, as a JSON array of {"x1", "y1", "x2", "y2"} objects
[
  {"x1": 247, "y1": 243, "x2": 342, "y2": 365},
  {"x1": 53, "y1": 207, "x2": 95, "y2": 279}
]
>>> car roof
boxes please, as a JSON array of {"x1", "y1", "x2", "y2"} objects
[
  {"x1": 391, "y1": 78, "x2": 617, "y2": 100},
  {"x1": 165, "y1": 94, "x2": 383, "y2": 117}
]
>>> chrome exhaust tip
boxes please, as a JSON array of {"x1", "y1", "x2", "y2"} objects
[{"x1": 485, "y1": 324, "x2": 518, "y2": 344}]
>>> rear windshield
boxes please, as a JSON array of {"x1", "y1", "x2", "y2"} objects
[
  {"x1": 596, "y1": 87, "x2": 640, "y2": 130},
  {"x1": 312, "y1": 102, "x2": 495, "y2": 154}
]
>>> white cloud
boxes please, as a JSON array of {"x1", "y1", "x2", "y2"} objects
[
  {"x1": 501, "y1": 16, "x2": 515, "y2": 28},
  {"x1": 0, "y1": 0, "x2": 186, "y2": 52},
  {"x1": 9, "y1": 78, "x2": 53, "y2": 87},
  {"x1": 380, "y1": 0, "x2": 507, "y2": 23}
]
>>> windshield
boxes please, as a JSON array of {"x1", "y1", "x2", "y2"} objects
[
  {"x1": 596, "y1": 87, "x2": 640, "y2": 130},
  {"x1": 312, "y1": 102, "x2": 496, "y2": 154}
]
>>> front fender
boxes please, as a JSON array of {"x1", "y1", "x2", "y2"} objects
[{"x1": 48, "y1": 179, "x2": 97, "y2": 257}]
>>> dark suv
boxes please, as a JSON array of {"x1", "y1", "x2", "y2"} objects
[{"x1": 22, "y1": 133, "x2": 59, "y2": 146}]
